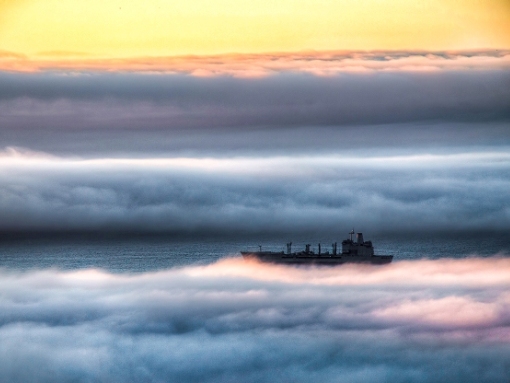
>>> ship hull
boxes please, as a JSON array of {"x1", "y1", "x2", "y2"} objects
[{"x1": 241, "y1": 252, "x2": 393, "y2": 265}]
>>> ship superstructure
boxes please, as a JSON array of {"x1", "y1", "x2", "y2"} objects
[{"x1": 241, "y1": 230, "x2": 393, "y2": 265}]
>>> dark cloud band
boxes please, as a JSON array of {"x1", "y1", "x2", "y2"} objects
[
  {"x1": 0, "y1": 70, "x2": 509, "y2": 157},
  {"x1": 1, "y1": 71, "x2": 509, "y2": 126}
]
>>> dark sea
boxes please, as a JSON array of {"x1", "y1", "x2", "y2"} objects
[{"x1": 1, "y1": 231, "x2": 508, "y2": 272}]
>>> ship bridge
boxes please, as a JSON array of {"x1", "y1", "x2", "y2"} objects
[{"x1": 341, "y1": 231, "x2": 374, "y2": 256}]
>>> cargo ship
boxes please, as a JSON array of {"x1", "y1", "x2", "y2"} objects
[{"x1": 241, "y1": 231, "x2": 393, "y2": 265}]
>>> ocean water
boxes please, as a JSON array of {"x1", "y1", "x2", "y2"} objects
[{"x1": 0, "y1": 232, "x2": 508, "y2": 272}]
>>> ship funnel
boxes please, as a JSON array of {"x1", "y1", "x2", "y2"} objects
[{"x1": 356, "y1": 233, "x2": 364, "y2": 244}]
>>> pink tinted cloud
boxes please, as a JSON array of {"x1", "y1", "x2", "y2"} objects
[
  {"x1": 1, "y1": 257, "x2": 509, "y2": 382},
  {"x1": 1, "y1": 50, "x2": 509, "y2": 75},
  {"x1": 372, "y1": 296, "x2": 501, "y2": 327},
  {"x1": 189, "y1": 257, "x2": 510, "y2": 287}
]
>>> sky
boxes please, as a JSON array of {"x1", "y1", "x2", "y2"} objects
[{"x1": 1, "y1": 0, "x2": 510, "y2": 59}]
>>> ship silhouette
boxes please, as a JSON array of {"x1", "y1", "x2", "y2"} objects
[{"x1": 241, "y1": 230, "x2": 393, "y2": 265}]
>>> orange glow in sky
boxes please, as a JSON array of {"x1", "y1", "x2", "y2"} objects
[{"x1": 1, "y1": 0, "x2": 510, "y2": 61}]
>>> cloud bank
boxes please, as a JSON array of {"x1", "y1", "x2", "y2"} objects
[
  {"x1": 1, "y1": 51, "x2": 509, "y2": 236},
  {"x1": 1, "y1": 149, "x2": 509, "y2": 234},
  {"x1": 1, "y1": 258, "x2": 509, "y2": 382}
]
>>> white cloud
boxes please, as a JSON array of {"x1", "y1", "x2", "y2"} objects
[
  {"x1": 0, "y1": 150, "x2": 509, "y2": 233},
  {"x1": 0, "y1": 258, "x2": 509, "y2": 382}
]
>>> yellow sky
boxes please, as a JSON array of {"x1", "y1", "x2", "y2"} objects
[{"x1": 1, "y1": 0, "x2": 510, "y2": 59}]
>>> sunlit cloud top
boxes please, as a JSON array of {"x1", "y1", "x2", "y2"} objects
[
  {"x1": 1, "y1": 0, "x2": 510, "y2": 62},
  {"x1": 2, "y1": 147, "x2": 510, "y2": 172},
  {"x1": 1, "y1": 49, "x2": 509, "y2": 75}
]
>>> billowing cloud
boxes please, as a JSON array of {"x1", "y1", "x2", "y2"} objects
[
  {"x1": 1, "y1": 148, "x2": 509, "y2": 234},
  {"x1": 0, "y1": 258, "x2": 509, "y2": 382}
]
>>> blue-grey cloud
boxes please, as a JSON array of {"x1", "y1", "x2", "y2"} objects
[
  {"x1": 1, "y1": 67, "x2": 509, "y2": 236},
  {"x1": 0, "y1": 258, "x2": 509, "y2": 383},
  {"x1": 1, "y1": 149, "x2": 509, "y2": 234}
]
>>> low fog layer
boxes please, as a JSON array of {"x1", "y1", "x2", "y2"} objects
[
  {"x1": 1, "y1": 258, "x2": 509, "y2": 383},
  {"x1": 1, "y1": 150, "x2": 509, "y2": 234},
  {"x1": 0, "y1": 70, "x2": 509, "y2": 156}
]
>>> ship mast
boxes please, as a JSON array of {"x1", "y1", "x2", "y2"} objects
[{"x1": 349, "y1": 229, "x2": 355, "y2": 241}]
